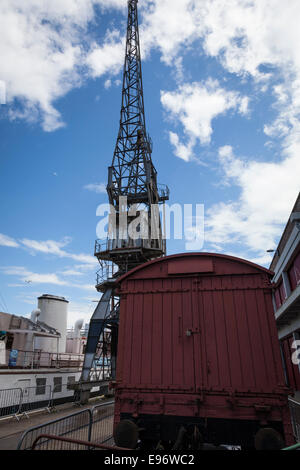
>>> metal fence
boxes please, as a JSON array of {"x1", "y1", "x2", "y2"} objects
[
  {"x1": 30, "y1": 434, "x2": 130, "y2": 450},
  {"x1": 17, "y1": 408, "x2": 92, "y2": 449},
  {"x1": 4, "y1": 349, "x2": 83, "y2": 369},
  {"x1": 0, "y1": 388, "x2": 22, "y2": 418},
  {"x1": 289, "y1": 397, "x2": 300, "y2": 443},
  {"x1": 17, "y1": 400, "x2": 115, "y2": 450},
  {"x1": 0, "y1": 383, "x2": 76, "y2": 420},
  {"x1": 19, "y1": 385, "x2": 52, "y2": 416},
  {"x1": 49, "y1": 383, "x2": 75, "y2": 409},
  {"x1": 91, "y1": 401, "x2": 115, "y2": 445}
]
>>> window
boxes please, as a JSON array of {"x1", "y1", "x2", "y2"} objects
[
  {"x1": 53, "y1": 376, "x2": 62, "y2": 393},
  {"x1": 6, "y1": 333, "x2": 14, "y2": 350},
  {"x1": 288, "y1": 251, "x2": 300, "y2": 291},
  {"x1": 36, "y1": 378, "x2": 46, "y2": 395},
  {"x1": 67, "y1": 376, "x2": 75, "y2": 390}
]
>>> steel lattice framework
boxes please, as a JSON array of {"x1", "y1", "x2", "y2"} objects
[
  {"x1": 107, "y1": 0, "x2": 160, "y2": 208},
  {"x1": 76, "y1": 0, "x2": 169, "y2": 403}
]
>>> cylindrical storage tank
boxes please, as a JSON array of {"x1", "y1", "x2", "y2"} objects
[{"x1": 35, "y1": 294, "x2": 68, "y2": 353}]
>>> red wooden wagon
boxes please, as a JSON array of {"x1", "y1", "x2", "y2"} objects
[{"x1": 113, "y1": 253, "x2": 294, "y2": 450}]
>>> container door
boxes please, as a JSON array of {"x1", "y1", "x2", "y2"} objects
[
  {"x1": 193, "y1": 280, "x2": 244, "y2": 392},
  {"x1": 159, "y1": 279, "x2": 196, "y2": 391}
]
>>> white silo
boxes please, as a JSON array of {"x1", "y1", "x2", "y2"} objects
[{"x1": 35, "y1": 295, "x2": 68, "y2": 353}]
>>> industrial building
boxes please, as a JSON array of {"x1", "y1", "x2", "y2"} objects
[
  {"x1": 0, "y1": 295, "x2": 86, "y2": 410},
  {"x1": 270, "y1": 192, "x2": 300, "y2": 397}
]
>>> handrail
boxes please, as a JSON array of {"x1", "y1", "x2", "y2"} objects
[
  {"x1": 31, "y1": 433, "x2": 131, "y2": 450},
  {"x1": 282, "y1": 442, "x2": 300, "y2": 450},
  {"x1": 2, "y1": 349, "x2": 84, "y2": 369},
  {"x1": 17, "y1": 400, "x2": 115, "y2": 449},
  {"x1": 288, "y1": 397, "x2": 300, "y2": 406},
  {"x1": 17, "y1": 407, "x2": 93, "y2": 449}
]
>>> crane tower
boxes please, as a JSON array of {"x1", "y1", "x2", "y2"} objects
[{"x1": 77, "y1": 0, "x2": 169, "y2": 402}]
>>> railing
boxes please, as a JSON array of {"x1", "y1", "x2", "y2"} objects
[
  {"x1": 96, "y1": 261, "x2": 118, "y2": 285},
  {"x1": 17, "y1": 400, "x2": 115, "y2": 450},
  {"x1": 19, "y1": 385, "x2": 52, "y2": 416},
  {"x1": 31, "y1": 434, "x2": 130, "y2": 451},
  {"x1": 17, "y1": 408, "x2": 92, "y2": 450},
  {"x1": 0, "y1": 383, "x2": 76, "y2": 420},
  {"x1": 0, "y1": 388, "x2": 22, "y2": 419},
  {"x1": 1, "y1": 349, "x2": 84, "y2": 369},
  {"x1": 95, "y1": 236, "x2": 164, "y2": 257},
  {"x1": 289, "y1": 397, "x2": 300, "y2": 443},
  {"x1": 157, "y1": 183, "x2": 170, "y2": 201},
  {"x1": 49, "y1": 383, "x2": 75, "y2": 410},
  {"x1": 91, "y1": 401, "x2": 115, "y2": 445},
  {"x1": 16, "y1": 397, "x2": 300, "y2": 451}
]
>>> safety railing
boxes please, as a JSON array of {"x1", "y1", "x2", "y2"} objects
[
  {"x1": 49, "y1": 383, "x2": 75, "y2": 410},
  {"x1": 17, "y1": 400, "x2": 115, "y2": 450},
  {"x1": 3, "y1": 349, "x2": 83, "y2": 369},
  {"x1": 282, "y1": 442, "x2": 300, "y2": 450},
  {"x1": 289, "y1": 397, "x2": 300, "y2": 443},
  {"x1": 96, "y1": 261, "x2": 118, "y2": 286},
  {"x1": 0, "y1": 383, "x2": 76, "y2": 420},
  {"x1": 19, "y1": 385, "x2": 52, "y2": 417},
  {"x1": 30, "y1": 434, "x2": 130, "y2": 450},
  {"x1": 91, "y1": 401, "x2": 115, "y2": 445},
  {"x1": 0, "y1": 388, "x2": 22, "y2": 419},
  {"x1": 95, "y1": 236, "x2": 164, "y2": 258},
  {"x1": 17, "y1": 408, "x2": 93, "y2": 449}
]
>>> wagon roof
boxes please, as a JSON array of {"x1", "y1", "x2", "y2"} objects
[{"x1": 116, "y1": 252, "x2": 274, "y2": 284}]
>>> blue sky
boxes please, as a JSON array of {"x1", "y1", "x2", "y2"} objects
[{"x1": 0, "y1": 0, "x2": 299, "y2": 326}]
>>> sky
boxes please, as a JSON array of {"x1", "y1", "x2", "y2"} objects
[{"x1": 0, "y1": 0, "x2": 300, "y2": 328}]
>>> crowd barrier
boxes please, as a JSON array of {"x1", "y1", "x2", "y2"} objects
[
  {"x1": 17, "y1": 400, "x2": 114, "y2": 450},
  {"x1": 289, "y1": 397, "x2": 300, "y2": 443},
  {"x1": 0, "y1": 383, "x2": 75, "y2": 420}
]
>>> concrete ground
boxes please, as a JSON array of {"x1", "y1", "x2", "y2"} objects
[{"x1": 0, "y1": 396, "x2": 110, "y2": 450}]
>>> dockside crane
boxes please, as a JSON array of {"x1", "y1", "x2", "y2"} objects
[{"x1": 76, "y1": 0, "x2": 169, "y2": 403}]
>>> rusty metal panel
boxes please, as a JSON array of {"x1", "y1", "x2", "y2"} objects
[
  {"x1": 167, "y1": 258, "x2": 214, "y2": 275},
  {"x1": 117, "y1": 252, "x2": 273, "y2": 283}
]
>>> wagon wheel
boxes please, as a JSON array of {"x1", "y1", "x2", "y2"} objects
[
  {"x1": 113, "y1": 419, "x2": 140, "y2": 449},
  {"x1": 254, "y1": 427, "x2": 284, "y2": 450}
]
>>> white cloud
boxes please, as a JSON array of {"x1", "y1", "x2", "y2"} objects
[
  {"x1": 161, "y1": 80, "x2": 249, "y2": 161},
  {"x1": 1, "y1": 266, "x2": 69, "y2": 286},
  {"x1": 20, "y1": 237, "x2": 97, "y2": 265},
  {"x1": 86, "y1": 30, "x2": 124, "y2": 79},
  {"x1": 0, "y1": 0, "x2": 125, "y2": 131},
  {"x1": 168, "y1": 132, "x2": 194, "y2": 162},
  {"x1": 1, "y1": 265, "x2": 96, "y2": 292},
  {"x1": 204, "y1": 145, "x2": 300, "y2": 264},
  {"x1": 1, "y1": 231, "x2": 98, "y2": 271},
  {"x1": 144, "y1": 1, "x2": 300, "y2": 162},
  {"x1": 2, "y1": 0, "x2": 300, "y2": 138},
  {"x1": 140, "y1": 0, "x2": 200, "y2": 64},
  {"x1": 0, "y1": 233, "x2": 19, "y2": 248},
  {"x1": 84, "y1": 182, "x2": 107, "y2": 194},
  {"x1": 60, "y1": 269, "x2": 84, "y2": 277}
]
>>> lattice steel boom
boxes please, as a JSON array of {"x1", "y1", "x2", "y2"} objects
[{"x1": 76, "y1": 0, "x2": 169, "y2": 403}]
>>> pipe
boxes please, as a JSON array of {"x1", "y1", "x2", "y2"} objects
[
  {"x1": 74, "y1": 318, "x2": 84, "y2": 338},
  {"x1": 30, "y1": 309, "x2": 41, "y2": 323}
]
